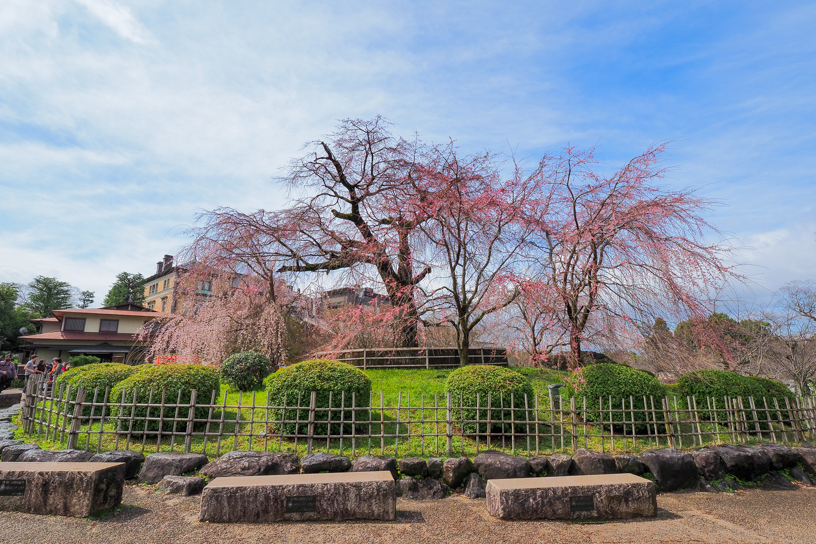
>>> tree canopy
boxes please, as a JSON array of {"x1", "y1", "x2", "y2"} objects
[{"x1": 104, "y1": 272, "x2": 146, "y2": 307}]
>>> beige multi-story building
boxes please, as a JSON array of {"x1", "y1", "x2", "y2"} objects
[
  {"x1": 20, "y1": 303, "x2": 160, "y2": 364},
  {"x1": 143, "y1": 255, "x2": 180, "y2": 313}
]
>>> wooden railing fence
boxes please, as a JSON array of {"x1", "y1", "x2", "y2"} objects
[
  {"x1": 311, "y1": 347, "x2": 508, "y2": 369},
  {"x1": 21, "y1": 378, "x2": 816, "y2": 459}
]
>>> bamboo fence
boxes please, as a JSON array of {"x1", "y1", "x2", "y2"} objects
[{"x1": 20, "y1": 378, "x2": 816, "y2": 459}]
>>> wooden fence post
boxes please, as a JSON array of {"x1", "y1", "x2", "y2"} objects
[
  {"x1": 307, "y1": 391, "x2": 317, "y2": 454},
  {"x1": 184, "y1": 390, "x2": 197, "y2": 453},
  {"x1": 446, "y1": 392, "x2": 453, "y2": 456},
  {"x1": 425, "y1": 349, "x2": 429, "y2": 369},
  {"x1": 66, "y1": 387, "x2": 86, "y2": 450},
  {"x1": 570, "y1": 397, "x2": 578, "y2": 454}
]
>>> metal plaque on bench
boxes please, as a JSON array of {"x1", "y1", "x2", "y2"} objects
[
  {"x1": 569, "y1": 495, "x2": 595, "y2": 513},
  {"x1": 0, "y1": 480, "x2": 26, "y2": 496},
  {"x1": 285, "y1": 495, "x2": 317, "y2": 513}
]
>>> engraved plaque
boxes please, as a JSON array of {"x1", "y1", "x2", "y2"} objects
[
  {"x1": 0, "y1": 480, "x2": 26, "y2": 497},
  {"x1": 569, "y1": 495, "x2": 595, "y2": 513},
  {"x1": 285, "y1": 495, "x2": 317, "y2": 513}
]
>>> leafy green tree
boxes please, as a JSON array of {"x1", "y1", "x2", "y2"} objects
[
  {"x1": 104, "y1": 272, "x2": 146, "y2": 307},
  {"x1": 0, "y1": 283, "x2": 36, "y2": 350},
  {"x1": 26, "y1": 276, "x2": 75, "y2": 317},
  {"x1": 78, "y1": 290, "x2": 95, "y2": 309}
]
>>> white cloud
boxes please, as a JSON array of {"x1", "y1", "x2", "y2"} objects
[{"x1": 74, "y1": 0, "x2": 155, "y2": 45}]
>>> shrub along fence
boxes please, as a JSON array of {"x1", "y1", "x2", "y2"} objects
[{"x1": 20, "y1": 377, "x2": 816, "y2": 459}]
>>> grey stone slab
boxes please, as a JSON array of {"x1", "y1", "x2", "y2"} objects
[
  {"x1": 571, "y1": 449, "x2": 617, "y2": 475},
  {"x1": 17, "y1": 449, "x2": 94, "y2": 463},
  {"x1": 199, "y1": 471, "x2": 396, "y2": 522},
  {"x1": 397, "y1": 477, "x2": 447, "y2": 499},
  {"x1": 485, "y1": 473, "x2": 657, "y2": 521},
  {"x1": 442, "y1": 457, "x2": 472, "y2": 488},
  {"x1": 90, "y1": 451, "x2": 145, "y2": 480},
  {"x1": 301, "y1": 453, "x2": 351, "y2": 474},
  {"x1": 157, "y1": 475, "x2": 206, "y2": 496},
  {"x1": 0, "y1": 462, "x2": 125, "y2": 518},
  {"x1": 199, "y1": 451, "x2": 299, "y2": 479},
  {"x1": 139, "y1": 452, "x2": 208, "y2": 484},
  {"x1": 1, "y1": 443, "x2": 40, "y2": 462}
]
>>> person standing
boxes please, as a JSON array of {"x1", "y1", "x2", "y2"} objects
[
  {"x1": 50, "y1": 357, "x2": 67, "y2": 383},
  {"x1": 24, "y1": 354, "x2": 42, "y2": 389},
  {"x1": 0, "y1": 355, "x2": 15, "y2": 393}
]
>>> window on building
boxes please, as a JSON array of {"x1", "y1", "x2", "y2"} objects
[
  {"x1": 148, "y1": 301, "x2": 155, "y2": 310},
  {"x1": 162, "y1": 279, "x2": 170, "y2": 291},
  {"x1": 149, "y1": 283, "x2": 158, "y2": 295},
  {"x1": 99, "y1": 319, "x2": 119, "y2": 333},
  {"x1": 64, "y1": 318, "x2": 86, "y2": 331},
  {"x1": 197, "y1": 281, "x2": 211, "y2": 292},
  {"x1": 161, "y1": 297, "x2": 168, "y2": 312}
]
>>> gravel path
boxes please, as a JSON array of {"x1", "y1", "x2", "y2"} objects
[{"x1": 1, "y1": 485, "x2": 814, "y2": 543}]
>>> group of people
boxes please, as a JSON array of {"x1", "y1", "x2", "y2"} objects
[{"x1": 0, "y1": 354, "x2": 70, "y2": 393}]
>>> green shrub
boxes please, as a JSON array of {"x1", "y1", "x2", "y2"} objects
[
  {"x1": 264, "y1": 359, "x2": 371, "y2": 435},
  {"x1": 110, "y1": 364, "x2": 220, "y2": 433},
  {"x1": 568, "y1": 363, "x2": 667, "y2": 429},
  {"x1": 221, "y1": 351, "x2": 271, "y2": 392},
  {"x1": 54, "y1": 363, "x2": 139, "y2": 417},
  {"x1": 445, "y1": 365, "x2": 534, "y2": 434},
  {"x1": 678, "y1": 370, "x2": 794, "y2": 424},
  {"x1": 67, "y1": 355, "x2": 101, "y2": 367}
]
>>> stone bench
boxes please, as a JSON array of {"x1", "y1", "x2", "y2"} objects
[
  {"x1": 0, "y1": 462, "x2": 125, "y2": 518},
  {"x1": 200, "y1": 470, "x2": 395, "y2": 523},
  {"x1": 486, "y1": 473, "x2": 657, "y2": 521}
]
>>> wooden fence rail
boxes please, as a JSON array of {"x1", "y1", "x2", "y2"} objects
[
  {"x1": 21, "y1": 378, "x2": 816, "y2": 459},
  {"x1": 311, "y1": 347, "x2": 508, "y2": 369}
]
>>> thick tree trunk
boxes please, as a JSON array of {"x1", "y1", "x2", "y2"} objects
[
  {"x1": 459, "y1": 329, "x2": 470, "y2": 367},
  {"x1": 569, "y1": 327, "x2": 582, "y2": 368}
]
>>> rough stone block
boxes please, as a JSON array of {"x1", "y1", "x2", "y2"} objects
[
  {"x1": 486, "y1": 473, "x2": 657, "y2": 521},
  {"x1": 640, "y1": 448, "x2": 698, "y2": 491},
  {"x1": 0, "y1": 462, "x2": 124, "y2": 517},
  {"x1": 199, "y1": 451, "x2": 299, "y2": 479},
  {"x1": 528, "y1": 456, "x2": 549, "y2": 476},
  {"x1": 397, "y1": 476, "x2": 447, "y2": 499},
  {"x1": 351, "y1": 456, "x2": 398, "y2": 480},
  {"x1": 474, "y1": 451, "x2": 530, "y2": 480},
  {"x1": 90, "y1": 451, "x2": 145, "y2": 480},
  {"x1": 691, "y1": 450, "x2": 725, "y2": 480},
  {"x1": 571, "y1": 449, "x2": 616, "y2": 475},
  {"x1": 199, "y1": 471, "x2": 395, "y2": 522},
  {"x1": 546, "y1": 454, "x2": 573, "y2": 476},
  {"x1": 426, "y1": 458, "x2": 444, "y2": 479},
  {"x1": 398, "y1": 457, "x2": 428, "y2": 478},
  {"x1": 301, "y1": 453, "x2": 351, "y2": 474},
  {"x1": 442, "y1": 457, "x2": 473, "y2": 488},
  {"x1": 794, "y1": 447, "x2": 816, "y2": 477},
  {"x1": 139, "y1": 452, "x2": 209, "y2": 484},
  {"x1": 614, "y1": 454, "x2": 645, "y2": 475},
  {"x1": 17, "y1": 449, "x2": 94, "y2": 463},
  {"x1": 758, "y1": 444, "x2": 799, "y2": 471},
  {"x1": 157, "y1": 475, "x2": 206, "y2": 496},
  {"x1": 0, "y1": 440, "x2": 22, "y2": 454},
  {"x1": 463, "y1": 473, "x2": 486, "y2": 499},
  {"x1": 1, "y1": 443, "x2": 40, "y2": 462}
]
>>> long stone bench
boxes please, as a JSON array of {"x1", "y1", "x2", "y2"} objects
[
  {"x1": 486, "y1": 473, "x2": 657, "y2": 521},
  {"x1": 199, "y1": 470, "x2": 396, "y2": 523},
  {"x1": 0, "y1": 462, "x2": 125, "y2": 517}
]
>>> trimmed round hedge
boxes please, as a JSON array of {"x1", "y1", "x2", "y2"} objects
[
  {"x1": 678, "y1": 369, "x2": 794, "y2": 423},
  {"x1": 264, "y1": 359, "x2": 371, "y2": 435},
  {"x1": 55, "y1": 363, "x2": 140, "y2": 416},
  {"x1": 110, "y1": 364, "x2": 221, "y2": 432},
  {"x1": 221, "y1": 351, "x2": 271, "y2": 392},
  {"x1": 568, "y1": 363, "x2": 667, "y2": 429},
  {"x1": 445, "y1": 365, "x2": 534, "y2": 435}
]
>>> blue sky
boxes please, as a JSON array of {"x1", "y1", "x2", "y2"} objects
[{"x1": 1, "y1": 1, "x2": 814, "y2": 306}]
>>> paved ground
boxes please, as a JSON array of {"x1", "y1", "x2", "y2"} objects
[{"x1": 1, "y1": 484, "x2": 814, "y2": 544}]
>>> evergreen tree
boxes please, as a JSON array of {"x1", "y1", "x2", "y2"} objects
[{"x1": 104, "y1": 272, "x2": 146, "y2": 306}]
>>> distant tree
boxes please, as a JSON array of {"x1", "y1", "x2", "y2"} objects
[
  {"x1": 26, "y1": 276, "x2": 75, "y2": 317},
  {"x1": 0, "y1": 283, "x2": 33, "y2": 351},
  {"x1": 104, "y1": 272, "x2": 146, "y2": 307},
  {"x1": 78, "y1": 290, "x2": 95, "y2": 309}
]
